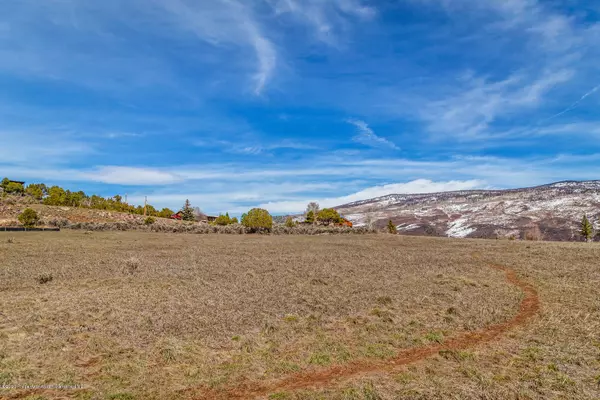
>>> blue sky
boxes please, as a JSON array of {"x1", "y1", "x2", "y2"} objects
[{"x1": 1, "y1": 0, "x2": 600, "y2": 214}]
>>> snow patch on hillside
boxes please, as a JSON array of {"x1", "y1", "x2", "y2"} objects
[{"x1": 446, "y1": 218, "x2": 475, "y2": 238}]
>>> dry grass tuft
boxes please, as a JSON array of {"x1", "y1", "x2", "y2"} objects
[
  {"x1": 123, "y1": 257, "x2": 140, "y2": 274},
  {"x1": 35, "y1": 273, "x2": 53, "y2": 284}
]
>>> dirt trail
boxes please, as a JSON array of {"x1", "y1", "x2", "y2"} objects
[{"x1": 194, "y1": 257, "x2": 540, "y2": 399}]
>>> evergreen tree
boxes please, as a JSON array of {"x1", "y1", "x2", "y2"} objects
[
  {"x1": 305, "y1": 210, "x2": 315, "y2": 224},
  {"x1": 285, "y1": 216, "x2": 295, "y2": 227},
  {"x1": 0, "y1": 178, "x2": 9, "y2": 191},
  {"x1": 25, "y1": 183, "x2": 47, "y2": 200},
  {"x1": 181, "y1": 199, "x2": 196, "y2": 221},
  {"x1": 387, "y1": 220, "x2": 397, "y2": 234},
  {"x1": 305, "y1": 202, "x2": 320, "y2": 224},
  {"x1": 581, "y1": 214, "x2": 593, "y2": 242}
]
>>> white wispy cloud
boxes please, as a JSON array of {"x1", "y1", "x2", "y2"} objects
[
  {"x1": 543, "y1": 83, "x2": 600, "y2": 122},
  {"x1": 194, "y1": 139, "x2": 318, "y2": 155},
  {"x1": 83, "y1": 166, "x2": 183, "y2": 185},
  {"x1": 257, "y1": 179, "x2": 485, "y2": 213},
  {"x1": 0, "y1": 130, "x2": 94, "y2": 164},
  {"x1": 389, "y1": 0, "x2": 599, "y2": 142},
  {"x1": 270, "y1": 0, "x2": 375, "y2": 44},
  {"x1": 421, "y1": 70, "x2": 573, "y2": 138},
  {"x1": 4, "y1": 152, "x2": 598, "y2": 214},
  {"x1": 154, "y1": 0, "x2": 277, "y2": 95},
  {"x1": 347, "y1": 119, "x2": 399, "y2": 150}
]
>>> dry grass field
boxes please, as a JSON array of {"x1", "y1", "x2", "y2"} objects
[{"x1": 0, "y1": 231, "x2": 599, "y2": 399}]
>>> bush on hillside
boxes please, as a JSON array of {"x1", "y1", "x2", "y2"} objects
[
  {"x1": 144, "y1": 216, "x2": 156, "y2": 225},
  {"x1": 241, "y1": 208, "x2": 273, "y2": 232},
  {"x1": 25, "y1": 183, "x2": 47, "y2": 200},
  {"x1": 285, "y1": 216, "x2": 295, "y2": 227},
  {"x1": 18, "y1": 208, "x2": 40, "y2": 228},
  {"x1": 1, "y1": 179, "x2": 25, "y2": 195}
]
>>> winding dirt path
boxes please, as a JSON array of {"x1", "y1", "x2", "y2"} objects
[{"x1": 193, "y1": 257, "x2": 540, "y2": 399}]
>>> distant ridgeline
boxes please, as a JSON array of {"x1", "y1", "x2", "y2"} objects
[{"x1": 0, "y1": 178, "x2": 174, "y2": 218}]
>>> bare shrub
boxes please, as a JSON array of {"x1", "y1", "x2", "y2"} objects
[
  {"x1": 523, "y1": 225, "x2": 544, "y2": 241},
  {"x1": 36, "y1": 274, "x2": 53, "y2": 284},
  {"x1": 124, "y1": 257, "x2": 140, "y2": 274},
  {"x1": 58, "y1": 219, "x2": 376, "y2": 235},
  {"x1": 47, "y1": 218, "x2": 70, "y2": 228}
]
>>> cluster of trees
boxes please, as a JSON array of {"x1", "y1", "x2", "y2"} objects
[
  {"x1": 2, "y1": 177, "x2": 174, "y2": 218},
  {"x1": 180, "y1": 205, "x2": 273, "y2": 231},
  {"x1": 214, "y1": 213, "x2": 239, "y2": 226},
  {"x1": 303, "y1": 202, "x2": 345, "y2": 225},
  {"x1": 1, "y1": 178, "x2": 26, "y2": 195}
]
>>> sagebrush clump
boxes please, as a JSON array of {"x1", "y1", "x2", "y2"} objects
[
  {"x1": 124, "y1": 257, "x2": 140, "y2": 274},
  {"x1": 18, "y1": 208, "x2": 40, "y2": 228},
  {"x1": 46, "y1": 218, "x2": 377, "y2": 235}
]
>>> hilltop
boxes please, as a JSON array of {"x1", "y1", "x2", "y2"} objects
[{"x1": 336, "y1": 180, "x2": 600, "y2": 241}]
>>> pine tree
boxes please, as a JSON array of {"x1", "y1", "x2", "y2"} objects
[
  {"x1": 581, "y1": 214, "x2": 593, "y2": 242},
  {"x1": 305, "y1": 210, "x2": 315, "y2": 224},
  {"x1": 181, "y1": 199, "x2": 195, "y2": 221},
  {"x1": 387, "y1": 220, "x2": 397, "y2": 234},
  {"x1": 306, "y1": 202, "x2": 320, "y2": 225}
]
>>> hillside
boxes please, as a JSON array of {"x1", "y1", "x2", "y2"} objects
[
  {"x1": 0, "y1": 200, "x2": 179, "y2": 228},
  {"x1": 336, "y1": 181, "x2": 600, "y2": 241}
]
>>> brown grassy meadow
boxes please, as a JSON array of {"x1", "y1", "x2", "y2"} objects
[{"x1": 0, "y1": 231, "x2": 598, "y2": 399}]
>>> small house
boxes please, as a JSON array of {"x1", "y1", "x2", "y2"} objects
[{"x1": 170, "y1": 211, "x2": 217, "y2": 222}]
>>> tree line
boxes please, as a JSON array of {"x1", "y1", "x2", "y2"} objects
[{"x1": 1, "y1": 178, "x2": 174, "y2": 218}]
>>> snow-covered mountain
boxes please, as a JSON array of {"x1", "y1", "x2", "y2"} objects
[{"x1": 335, "y1": 181, "x2": 600, "y2": 241}]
